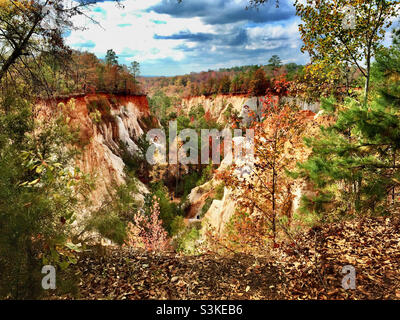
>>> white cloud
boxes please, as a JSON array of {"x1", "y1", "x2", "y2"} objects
[
  {"x1": 65, "y1": 0, "x2": 305, "y2": 75},
  {"x1": 66, "y1": 0, "x2": 204, "y2": 63}
]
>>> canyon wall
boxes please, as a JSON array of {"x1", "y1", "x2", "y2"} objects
[
  {"x1": 182, "y1": 94, "x2": 322, "y2": 237},
  {"x1": 36, "y1": 94, "x2": 153, "y2": 211},
  {"x1": 181, "y1": 94, "x2": 320, "y2": 124}
]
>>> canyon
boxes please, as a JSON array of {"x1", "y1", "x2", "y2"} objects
[
  {"x1": 35, "y1": 94, "x2": 154, "y2": 213},
  {"x1": 34, "y1": 92, "x2": 320, "y2": 243},
  {"x1": 182, "y1": 94, "x2": 320, "y2": 238}
]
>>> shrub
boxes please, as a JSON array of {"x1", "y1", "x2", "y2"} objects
[
  {"x1": 175, "y1": 225, "x2": 202, "y2": 254},
  {"x1": 126, "y1": 199, "x2": 170, "y2": 252},
  {"x1": 0, "y1": 96, "x2": 87, "y2": 299},
  {"x1": 86, "y1": 212, "x2": 126, "y2": 245},
  {"x1": 214, "y1": 183, "x2": 225, "y2": 200}
]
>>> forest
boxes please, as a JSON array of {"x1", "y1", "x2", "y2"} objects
[
  {"x1": 141, "y1": 59, "x2": 302, "y2": 97},
  {"x1": 1, "y1": 0, "x2": 400, "y2": 303}
]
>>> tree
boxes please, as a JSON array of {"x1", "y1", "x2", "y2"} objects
[
  {"x1": 148, "y1": 90, "x2": 171, "y2": 124},
  {"x1": 129, "y1": 60, "x2": 140, "y2": 81},
  {"x1": 230, "y1": 74, "x2": 241, "y2": 93},
  {"x1": 249, "y1": 67, "x2": 269, "y2": 96},
  {"x1": 126, "y1": 199, "x2": 170, "y2": 252},
  {"x1": 296, "y1": 33, "x2": 400, "y2": 219},
  {"x1": 247, "y1": 0, "x2": 279, "y2": 6},
  {"x1": 218, "y1": 83, "x2": 308, "y2": 250},
  {"x1": 105, "y1": 49, "x2": 119, "y2": 66},
  {"x1": 218, "y1": 75, "x2": 231, "y2": 94},
  {"x1": 0, "y1": 0, "x2": 115, "y2": 84},
  {"x1": 0, "y1": 97, "x2": 89, "y2": 298},
  {"x1": 269, "y1": 55, "x2": 282, "y2": 68},
  {"x1": 293, "y1": 60, "x2": 352, "y2": 102},
  {"x1": 295, "y1": 0, "x2": 400, "y2": 104}
]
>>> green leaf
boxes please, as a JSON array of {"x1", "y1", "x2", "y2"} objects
[{"x1": 65, "y1": 242, "x2": 83, "y2": 252}]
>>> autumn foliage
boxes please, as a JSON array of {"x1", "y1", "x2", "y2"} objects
[
  {"x1": 126, "y1": 198, "x2": 170, "y2": 252},
  {"x1": 216, "y1": 78, "x2": 309, "y2": 253}
]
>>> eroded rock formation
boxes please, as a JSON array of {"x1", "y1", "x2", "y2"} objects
[{"x1": 35, "y1": 94, "x2": 154, "y2": 210}]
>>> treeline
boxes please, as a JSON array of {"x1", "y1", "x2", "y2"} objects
[
  {"x1": 141, "y1": 62, "x2": 302, "y2": 98},
  {"x1": 39, "y1": 49, "x2": 143, "y2": 97}
]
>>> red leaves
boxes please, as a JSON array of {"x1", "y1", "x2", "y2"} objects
[
  {"x1": 204, "y1": 110, "x2": 212, "y2": 121},
  {"x1": 216, "y1": 95, "x2": 309, "y2": 254},
  {"x1": 126, "y1": 199, "x2": 170, "y2": 252}
]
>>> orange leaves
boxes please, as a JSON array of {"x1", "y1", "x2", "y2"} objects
[
  {"x1": 126, "y1": 200, "x2": 170, "y2": 252},
  {"x1": 216, "y1": 97, "x2": 309, "y2": 253}
]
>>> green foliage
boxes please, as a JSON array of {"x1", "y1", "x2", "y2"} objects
[
  {"x1": 147, "y1": 182, "x2": 182, "y2": 235},
  {"x1": 120, "y1": 134, "x2": 151, "y2": 180},
  {"x1": 296, "y1": 38, "x2": 400, "y2": 218},
  {"x1": 269, "y1": 55, "x2": 282, "y2": 68},
  {"x1": 105, "y1": 49, "x2": 119, "y2": 66},
  {"x1": 285, "y1": 63, "x2": 303, "y2": 81},
  {"x1": 0, "y1": 94, "x2": 88, "y2": 299},
  {"x1": 175, "y1": 171, "x2": 201, "y2": 199},
  {"x1": 87, "y1": 97, "x2": 113, "y2": 123},
  {"x1": 89, "y1": 110, "x2": 102, "y2": 124},
  {"x1": 188, "y1": 104, "x2": 205, "y2": 119},
  {"x1": 129, "y1": 61, "x2": 140, "y2": 80},
  {"x1": 197, "y1": 162, "x2": 214, "y2": 186},
  {"x1": 295, "y1": 0, "x2": 400, "y2": 103},
  {"x1": 201, "y1": 198, "x2": 213, "y2": 216},
  {"x1": 170, "y1": 215, "x2": 186, "y2": 236},
  {"x1": 174, "y1": 223, "x2": 202, "y2": 254},
  {"x1": 85, "y1": 174, "x2": 140, "y2": 245},
  {"x1": 86, "y1": 212, "x2": 127, "y2": 246},
  {"x1": 214, "y1": 183, "x2": 225, "y2": 200},
  {"x1": 148, "y1": 90, "x2": 172, "y2": 124}
]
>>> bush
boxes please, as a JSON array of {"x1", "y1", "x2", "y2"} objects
[
  {"x1": 85, "y1": 174, "x2": 140, "y2": 245},
  {"x1": 214, "y1": 183, "x2": 225, "y2": 200},
  {"x1": 86, "y1": 212, "x2": 126, "y2": 245},
  {"x1": 196, "y1": 163, "x2": 213, "y2": 186},
  {"x1": 175, "y1": 224, "x2": 202, "y2": 254},
  {"x1": 201, "y1": 198, "x2": 213, "y2": 216},
  {"x1": 175, "y1": 171, "x2": 201, "y2": 199},
  {"x1": 148, "y1": 182, "x2": 183, "y2": 235},
  {"x1": 0, "y1": 95, "x2": 87, "y2": 299}
]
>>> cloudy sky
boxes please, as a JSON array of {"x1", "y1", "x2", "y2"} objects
[{"x1": 65, "y1": 0, "x2": 308, "y2": 76}]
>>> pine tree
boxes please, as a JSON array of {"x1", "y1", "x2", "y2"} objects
[
  {"x1": 296, "y1": 33, "x2": 400, "y2": 219},
  {"x1": 105, "y1": 49, "x2": 119, "y2": 66},
  {"x1": 268, "y1": 55, "x2": 282, "y2": 69},
  {"x1": 129, "y1": 61, "x2": 140, "y2": 82}
]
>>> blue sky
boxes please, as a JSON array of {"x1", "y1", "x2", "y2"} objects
[{"x1": 66, "y1": 0, "x2": 308, "y2": 76}]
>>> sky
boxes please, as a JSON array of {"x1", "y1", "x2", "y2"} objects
[{"x1": 65, "y1": 0, "x2": 309, "y2": 76}]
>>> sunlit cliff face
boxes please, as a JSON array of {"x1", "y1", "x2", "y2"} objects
[{"x1": 35, "y1": 94, "x2": 154, "y2": 209}]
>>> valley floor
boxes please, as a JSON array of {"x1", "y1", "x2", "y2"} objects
[{"x1": 53, "y1": 216, "x2": 400, "y2": 300}]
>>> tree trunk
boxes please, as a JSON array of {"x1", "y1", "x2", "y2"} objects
[
  {"x1": 0, "y1": 17, "x2": 40, "y2": 82},
  {"x1": 363, "y1": 46, "x2": 372, "y2": 105}
]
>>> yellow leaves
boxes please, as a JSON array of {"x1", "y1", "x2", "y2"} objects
[
  {"x1": 0, "y1": 0, "x2": 30, "y2": 12},
  {"x1": 0, "y1": 0, "x2": 10, "y2": 8},
  {"x1": 28, "y1": 178, "x2": 39, "y2": 185},
  {"x1": 392, "y1": 177, "x2": 400, "y2": 185}
]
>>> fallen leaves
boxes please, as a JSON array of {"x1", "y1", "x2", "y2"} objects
[
  {"x1": 50, "y1": 215, "x2": 400, "y2": 300},
  {"x1": 272, "y1": 215, "x2": 400, "y2": 300}
]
